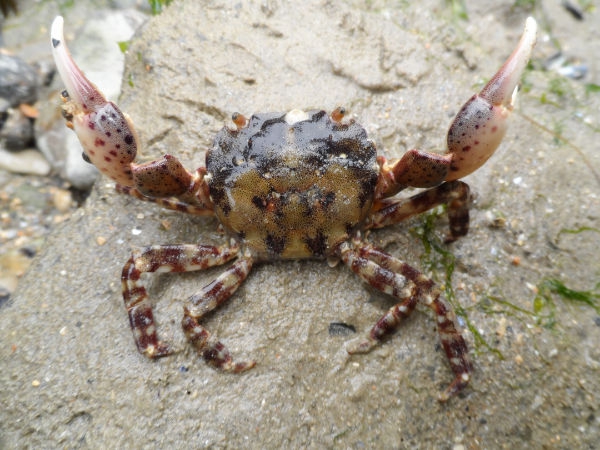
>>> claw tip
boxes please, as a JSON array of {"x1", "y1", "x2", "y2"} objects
[
  {"x1": 525, "y1": 16, "x2": 537, "y2": 34},
  {"x1": 51, "y1": 16, "x2": 64, "y2": 47},
  {"x1": 522, "y1": 17, "x2": 538, "y2": 49}
]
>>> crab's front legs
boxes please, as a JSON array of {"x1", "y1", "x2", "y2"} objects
[
  {"x1": 50, "y1": 17, "x2": 212, "y2": 213},
  {"x1": 368, "y1": 180, "x2": 471, "y2": 243},
  {"x1": 376, "y1": 17, "x2": 537, "y2": 198}
]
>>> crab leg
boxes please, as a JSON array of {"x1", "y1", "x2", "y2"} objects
[
  {"x1": 368, "y1": 180, "x2": 471, "y2": 242},
  {"x1": 50, "y1": 16, "x2": 212, "y2": 211},
  {"x1": 339, "y1": 241, "x2": 471, "y2": 401},
  {"x1": 182, "y1": 255, "x2": 255, "y2": 373},
  {"x1": 122, "y1": 243, "x2": 239, "y2": 358},
  {"x1": 376, "y1": 17, "x2": 537, "y2": 198}
]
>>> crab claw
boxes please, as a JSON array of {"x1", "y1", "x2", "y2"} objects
[
  {"x1": 445, "y1": 17, "x2": 537, "y2": 181},
  {"x1": 51, "y1": 16, "x2": 137, "y2": 186}
]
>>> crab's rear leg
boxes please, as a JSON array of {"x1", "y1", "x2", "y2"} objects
[
  {"x1": 376, "y1": 17, "x2": 537, "y2": 198},
  {"x1": 122, "y1": 243, "x2": 239, "y2": 358},
  {"x1": 339, "y1": 242, "x2": 471, "y2": 401},
  {"x1": 50, "y1": 16, "x2": 212, "y2": 213},
  {"x1": 182, "y1": 255, "x2": 255, "y2": 372}
]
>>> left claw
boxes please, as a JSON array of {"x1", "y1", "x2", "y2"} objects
[
  {"x1": 376, "y1": 17, "x2": 537, "y2": 198},
  {"x1": 52, "y1": 16, "x2": 215, "y2": 214},
  {"x1": 51, "y1": 16, "x2": 138, "y2": 186}
]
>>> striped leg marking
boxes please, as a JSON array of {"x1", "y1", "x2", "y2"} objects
[
  {"x1": 340, "y1": 242, "x2": 472, "y2": 401},
  {"x1": 121, "y1": 243, "x2": 239, "y2": 358},
  {"x1": 368, "y1": 180, "x2": 471, "y2": 242},
  {"x1": 116, "y1": 184, "x2": 214, "y2": 216},
  {"x1": 182, "y1": 256, "x2": 255, "y2": 373}
]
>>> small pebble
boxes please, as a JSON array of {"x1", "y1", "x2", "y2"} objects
[
  {"x1": 329, "y1": 322, "x2": 356, "y2": 336},
  {"x1": 0, "y1": 147, "x2": 50, "y2": 176},
  {"x1": 0, "y1": 250, "x2": 31, "y2": 277},
  {"x1": 51, "y1": 187, "x2": 73, "y2": 213},
  {"x1": 0, "y1": 276, "x2": 17, "y2": 296},
  {"x1": 0, "y1": 53, "x2": 39, "y2": 106},
  {"x1": 0, "y1": 106, "x2": 35, "y2": 149}
]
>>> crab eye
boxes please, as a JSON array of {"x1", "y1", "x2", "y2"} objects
[
  {"x1": 231, "y1": 112, "x2": 248, "y2": 129},
  {"x1": 331, "y1": 106, "x2": 346, "y2": 123},
  {"x1": 81, "y1": 152, "x2": 91, "y2": 163},
  {"x1": 61, "y1": 89, "x2": 69, "y2": 100}
]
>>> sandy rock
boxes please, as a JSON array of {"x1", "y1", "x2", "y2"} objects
[{"x1": 2, "y1": 1, "x2": 599, "y2": 448}]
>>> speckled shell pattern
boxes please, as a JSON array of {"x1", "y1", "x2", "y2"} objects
[{"x1": 207, "y1": 110, "x2": 379, "y2": 260}]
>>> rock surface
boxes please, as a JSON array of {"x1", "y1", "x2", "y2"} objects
[{"x1": 1, "y1": 1, "x2": 599, "y2": 448}]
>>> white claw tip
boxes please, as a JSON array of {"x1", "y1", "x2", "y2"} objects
[
  {"x1": 525, "y1": 17, "x2": 537, "y2": 34},
  {"x1": 51, "y1": 16, "x2": 64, "y2": 46},
  {"x1": 522, "y1": 17, "x2": 538, "y2": 48}
]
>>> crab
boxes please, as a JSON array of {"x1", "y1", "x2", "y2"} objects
[{"x1": 50, "y1": 16, "x2": 537, "y2": 401}]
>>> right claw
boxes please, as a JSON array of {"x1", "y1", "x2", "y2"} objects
[
  {"x1": 445, "y1": 17, "x2": 537, "y2": 180},
  {"x1": 373, "y1": 18, "x2": 537, "y2": 200},
  {"x1": 51, "y1": 16, "x2": 138, "y2": 186}
]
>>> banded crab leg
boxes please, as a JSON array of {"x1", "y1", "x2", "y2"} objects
[
  {"x1": 339, "y1": 241, "x2": 472, "y2": 401},
  {"x1": 182, "y1": 255, "x2": 255, "y2": 373},
  {"x1": 50, "y1": 16, "x2": 212, "y2": 214},
  {"x1": 122, "y1": 243, "x2": 239, "y2": 358},
  {"x1": 376, "y1": 17, "x2": 537, "y2": 198},
  {"x1": 368, "y1": 180, "x2": 472, "y2": 243}
]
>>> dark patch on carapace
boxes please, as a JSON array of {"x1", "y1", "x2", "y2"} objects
[
  {"x1": 265, "y1": 233, "x2": 286, "y2": 255},
  {"x1": 303, "y1": 230, "x2": 328, "y2": 257},
  {"x1": 319, "y1": 191, "x2": 336, "y2": 209},
  {"x1": 252, "y1": 195, "x2": 267, "y2": 210}
]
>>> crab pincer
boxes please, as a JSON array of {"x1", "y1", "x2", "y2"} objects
[
  {"x1": 51, "y1": 16, "x2": 139, "y2": 186},
  {"x1": 445, "y1": 17, "x2": 537, "y2": 180},
  {"x1": 51, "y1": 16, "x2": 213, "y2": 212},
  {"x1": 378, "y1": 18, "x2": 537, "y2": 197}
]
